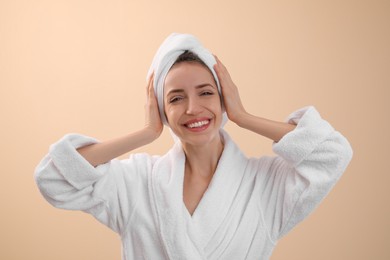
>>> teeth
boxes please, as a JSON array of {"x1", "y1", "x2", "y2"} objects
[{"x1": 187, "y1": 120, "x2": 209, "y2": 128}]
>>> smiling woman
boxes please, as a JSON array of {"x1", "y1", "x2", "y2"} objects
[
  {"x1": 164, "y1": 58, "x2": 225, "y2": 215},
  {"x1": 164, "y1": 61, "x2": 223, "y2": 145},
  {"x1": 34, "y1": 33, "x2": 353, "y2": 260}
]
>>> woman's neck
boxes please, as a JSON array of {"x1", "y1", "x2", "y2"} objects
[{"x1": 182, "y1": 135, "x2": 224, "y2": 179}]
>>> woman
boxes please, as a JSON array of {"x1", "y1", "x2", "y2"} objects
[{"x1": 35, "y1": 33, "x2": 353, "y2": 260}]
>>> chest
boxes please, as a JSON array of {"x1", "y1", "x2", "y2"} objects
[{"x1": 183, "y1": 173, "x2": 212, "y2": 215}]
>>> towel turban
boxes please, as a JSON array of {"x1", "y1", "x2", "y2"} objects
[{"x1": 147, "y1": 33, "x2": 227, "y2": 126}]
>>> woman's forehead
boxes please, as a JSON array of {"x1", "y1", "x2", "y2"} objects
[{"x1": 164, "y1": 62, "x2": 216, "y2": 92}]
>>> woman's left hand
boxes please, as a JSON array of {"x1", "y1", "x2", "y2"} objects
[{"x1": 213, "y1": 55, "x2": 247, "y2": 124}]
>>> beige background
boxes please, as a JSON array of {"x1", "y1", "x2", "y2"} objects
[{"x1": 1, "y1": 0, "x2": 389, "y2": 259}]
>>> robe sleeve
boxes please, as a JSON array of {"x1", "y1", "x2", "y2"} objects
[
  {"x1": 34, "y1": 133, "x2": 152, "y2": 234},
  {"x1": 259, "y1": 106, "x2": 353, "y2": 241}
]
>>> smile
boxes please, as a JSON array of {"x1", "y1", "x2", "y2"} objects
[
  {"x1": 186, "y1": 120, "x2": 209, "y2": 128},
  {"x1": 183, "y1": 118, "x2": 211, "y2": 131}
]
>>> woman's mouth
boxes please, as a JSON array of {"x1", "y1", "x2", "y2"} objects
[
  {"x1": 183, "y1": 118, "x2": 211, "y2": 131},
  {"x1": 187, "y1": 120, "x2": 209, "y2": 128}
]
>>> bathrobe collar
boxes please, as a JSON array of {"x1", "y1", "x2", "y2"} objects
[{"x1": 148, "y1": 129, "x2": 248, "y2": 259}]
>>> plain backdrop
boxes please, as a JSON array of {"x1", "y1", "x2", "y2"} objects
[{"x1": 1, "y1": 0, "x2": 389, "y2": 259}]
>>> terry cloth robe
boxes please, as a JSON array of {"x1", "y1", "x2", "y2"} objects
[{"x1": 34, "y1": 106, "x2": 353, "y2": 260}]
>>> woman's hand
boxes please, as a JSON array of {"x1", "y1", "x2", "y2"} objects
[
  {"x1": 76, "y1": 73, "x2": 163, "y2": 167},
  {"x1": 144, "y1": 73, "x2": 163, "y2": 140},
  {"x1": 213, "y1": 55, "x2": 247, "y2": 124},
  {"x1": 214, "y1": 56, "x2": 296, "y2": 142}
]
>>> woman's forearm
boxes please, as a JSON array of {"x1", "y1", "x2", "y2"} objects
[
  {"x1": 77, "y1": 128, "x2": 158, "y2": 167},
  {"x1": 234, "y1": 112, "x2": 296, "y2": 143}
]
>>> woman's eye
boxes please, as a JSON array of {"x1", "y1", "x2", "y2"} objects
[
  {"x1": 201, "y1": 91, "x2": 213, "y2": 96},
  {"x1": 169, "y1": 96, "x2": 183, "y2": 103}
]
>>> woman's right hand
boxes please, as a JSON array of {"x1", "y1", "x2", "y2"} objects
[
  {"x1": 76, "y1": 74, "x2": 163, "y2": 167},
  {"x1": 144, "y1": 73, "x2": 163, "y2": 140}
]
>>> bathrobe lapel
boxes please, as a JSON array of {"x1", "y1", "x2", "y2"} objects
[
  {"x1": 148, "y1": 141, "x2": 205, "y2": 259},
  {"x1": 148, "y1": 130, "x2": 248, "y2": 259},
  {"x1": 189, "y1": 130, "x2": 248, "y2": 248}
]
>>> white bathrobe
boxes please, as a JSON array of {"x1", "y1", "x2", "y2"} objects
[{"x1": 34, "y1": 106, "x2": 353, "y2": 260}]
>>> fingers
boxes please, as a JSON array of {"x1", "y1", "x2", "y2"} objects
[
  {"x1": 213, "y1": 54, "x2": 221, "y2": 71},
  {"x1": 146, "y1": 72, "x2": 155, "y2": 98},
  {"x1": 213, "y1": 55, "x2": 223, "y2": 68},
  {"x1": 213, "y1": 55, "x2": 222, "y2": 79},
  {"x1": 213, "y1": 56, "x2": 233, "y2": 88},
  {"x1": 213, "y1": 54, "x2": 229, "y2": 77}
]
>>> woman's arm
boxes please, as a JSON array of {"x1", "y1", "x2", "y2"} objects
[
  {"x1": 234, "y1": 113, "x2": 296, "y2": 143},
  {"x1": 213, "y1": 56, "x2": 295, "y2": 142},
  {"x1": 77, "y1": 73, "x2": 163, "y2": 167}
]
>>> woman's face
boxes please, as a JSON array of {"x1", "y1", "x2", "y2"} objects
[{"x1": 163, "y1": 62, "x2": 222, "y2": 147}]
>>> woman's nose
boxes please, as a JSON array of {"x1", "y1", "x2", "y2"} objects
[{"x1": 185, "y1": 97, "x2": 202, "y2": 115}]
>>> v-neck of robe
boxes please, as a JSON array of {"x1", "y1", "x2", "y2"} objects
[
  {"x1": 148, "y1": 129, "x2": 249, "y2": 258},
  {"x1": 186, "y1": 130, "x2": 248, "y2": 247}
]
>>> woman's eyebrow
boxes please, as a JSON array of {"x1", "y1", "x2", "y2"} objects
[
  {"x1": 195, "y1": 83, "x2": 215, "y2": 89},
  {"x1": 166, "y1": 89, "x2": 184, "y2": 96},
  {"x1": 166, "y1": 83, "x2": 215, "y2": 96}
]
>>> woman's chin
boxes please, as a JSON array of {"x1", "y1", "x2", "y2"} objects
[{"x1": 179, "y1": 132, "x2": 222, "y2": 148}]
